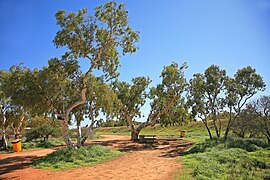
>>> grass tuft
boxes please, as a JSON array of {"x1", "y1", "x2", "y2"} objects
[
  {"x1": 33, "y1": 145, "x2": 122, "y2": 170},
  {"x1": 23, "y1": 138, "x2": 66, "y2": 149},
  {"x1": 180, "y1": 137, "x2": 270, "y2": 180}
]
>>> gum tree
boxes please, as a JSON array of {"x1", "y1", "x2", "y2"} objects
[
  {"x1": 44, "y1": 1, "x2": 139, "y2": 147},
  {"x1": 188, "y1": 65, "x2": 226, "y2": 139},
  {"x1": 113, "y1": 76, "x2": 151, "y2": 141},
  {"x1": 188, "y1": 73, "x2": 213, "y2": 139},
  {"x1": 0, "y1": 71, "x2": 10, "y2": 149},
  {"x1": 133, "y1": 62, "x2": 188, "y2": 140},
  {"x1": 114, "y1": 62, "x2": 188, "y2": 141},
  {"x1": 74, "y1": 75, "x2": 120, "y2": 147},
  {"x1": 248, "y1": 95, "x2": 270, "y2": 144},
  {"x1": 223, "y1": 66, "x2": 265, "y2": 141},
  {"x1": 0, "y1": 66, "x2": 37, "y2": 139},
  {"x1": 26, "y1": 116, "x2": 61, "y2": 142}
]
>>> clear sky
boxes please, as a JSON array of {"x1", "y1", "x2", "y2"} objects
[{"x1": 0, "y1": 0, "x2": 270, "y2": 122}]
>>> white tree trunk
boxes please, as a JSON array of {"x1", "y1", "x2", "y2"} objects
[
  {"x1": 1, "y1": 111, "x2": 8, "y2": 150},
  {"x1": 77, "y1": 123, "x2": 82, "y2": 147},
  {"x1": 15, "y1": 112, "x2": 26, "y2": 139},
  {"x1": 2, "y1": 128, "x2": 8, "y2": 150}
]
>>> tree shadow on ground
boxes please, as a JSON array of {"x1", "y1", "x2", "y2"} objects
[
  {"x1": 88, "y1": 139, "x2": 160, "y2": 151},
  {"x1": 158, "y1": 140, "x2": 193, "y2": 158},
  {"x1": 0, "y1": 137, "x2": 194, "y2": 177},
  {"x1": 0, "y1": 155, "x2": 39, "y2": 175},
  {"x1": 89, "y1": 138, "x2": 193, "y2": 158}
]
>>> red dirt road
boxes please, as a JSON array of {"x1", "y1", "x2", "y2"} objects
[{"x1": 0, "y1": 135, "x2": 192, "y2": 180}]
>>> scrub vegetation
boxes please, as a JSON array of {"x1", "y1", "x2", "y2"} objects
[{"x1": 33, "y1": 145, "x2": 122, "y2": 170}]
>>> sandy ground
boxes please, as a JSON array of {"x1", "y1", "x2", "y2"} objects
[{"x1": 0, "y1": 135, "x2": 193, "y2": 180}]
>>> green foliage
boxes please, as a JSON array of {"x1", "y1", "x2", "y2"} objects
[
  {"x1": 23, "y1": 138, "x2": 65, "y2": 149},
  {"x1": 84, "y1": 75, "x2": 121, "y2": 122},
  {"x1": 95, "y1": 121, "x2": 208, "y2": 139},
  {"x1": 44, "y1": 1, "x2": 139, "y2": 147},
  {"x1": 224, "y1": 66, "x2": 265, "y2": 140},
  {"x1": 36, "y1": 58, "x2": 82, "y2": 116},
  {"x1": 54, "y1": 1, "x2": 139, "y2": 78},
  {"x1": 248, "y1": 95, "x2": 270, "y2": 144},
  {"x1": 96, "y1": 119, "x2": 129, "y2": 127},
  {"x1": 159, "y1": 105, "x2": 192, "y2": 127},
  {"x1": 181, "y1": 138, "x2": 270, "y2": 180},
  {"x1": 188, "y1": 65, "x2": 227, "y2": 139},
  {"x1": 33, "y1": 145, "x2": 122, "y2": 170},
  {"x1": 26, "y1": 116, "x2": 61, "y2": 141},
  {"x1": 1, "y1": 65, "x2": 37, "y2": 109},
  {"x1": 0, "y1": 65, "x2": 36, "y2": 135},
  {"x1": 225, "y1": 137, "x2": 268, "y2": 151},
  {"x1": 149, "y1": 62, "x2": 188, "y2": 119},
  {"x1": 113, "y1": 76, "x2": 151, "y2": 121},
  {"x1": 232, "y1": 106, "x2": 260, "y2": 138},
  {"x1": 187, "y1": 64, "x2": 266, "y2": 140}
]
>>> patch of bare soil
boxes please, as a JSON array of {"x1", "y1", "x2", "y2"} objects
[{"x1": 0, "y1": 135, "x2": 193, "y2": 180}]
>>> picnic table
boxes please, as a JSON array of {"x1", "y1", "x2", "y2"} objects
[{"x1": 139, "y1": 135, "x2": 156, "y2": 143}]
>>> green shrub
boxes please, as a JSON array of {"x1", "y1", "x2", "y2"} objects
[
  {"x1": 181, "y1": 138, "x2": 270, "y2": 180},
  {"x1": 225, "y1": 137, "x2": 268, "y2": 152},
  {"x1": 23, "y1": 138, "x2": 65, "y2": 149},
  {"x1": 33, "y1": 145, "x2": 122, "y2": 170},
  {"x1": 186, "y1": 137, "x2": 222, "y2": 154}
]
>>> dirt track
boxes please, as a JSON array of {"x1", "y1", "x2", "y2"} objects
[{"x1": 0, "y1": 135, "x2": 193, "y2": 180}]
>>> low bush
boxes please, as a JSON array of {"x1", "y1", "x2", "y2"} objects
[
  {"x1": 33, "y1": 145, "x2": 122, "y2": 170},
  {"x1": 226, "y1": 137, "x2": 268, "y2": 151},
  {"x1": 23, "y1": 138, "x2": 65, "y2": 149},
  {"x1": 181, "y1": 137, "x2": 270, "y2": 180}
]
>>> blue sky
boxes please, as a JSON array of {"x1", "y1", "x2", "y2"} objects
[{"x1": 1, "y1": 0, "x2": 270, "y2": 122}]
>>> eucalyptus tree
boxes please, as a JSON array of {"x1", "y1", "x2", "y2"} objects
[
  {"x1": 73, "y1": 75, "x2": 120, "y2": 147},
  {"x1": 223, "y1": 66, "x2": 265, "y2": 141},
  {"x1": 159, "y1": 104, "x2": 191, "y2": 127},
  {"x1": 188, "y1": 65, "x2": 226, "y2": 139},
  {"x1": 113, "y1": 76, "x2": 151, "y2": 140},
  {"x1": 115, "y1": 62, "x2": 188, "y2": 141},
  {"x1": 0, "y1": 100, "x2": 9, "y2": 150},
  {"x1": 204, "y1": 65, "x2": 227, "y2": 138},
  {"x1": 231, "y1": 105, "x2": 260, "y2": 138},
  {"x1": 133, "y1": 62, "x2": 188, "y2": 140},
  {"x1": 35, "y1": 58, "x2": 82, "y2": 146},
  {"x1": 0, "y1": 71, "x2": 10, "y2": 149},
  {"x1": 43, "y1": 1, "x2": 139, "y2": 147},
  {"x1": 188, "y1": 73, "x2": 213, "y2": 139},
  {"x1": 0, "y1": 65, "x2": 37, "y2": 139},
  {"x1": 248, "y1": 95, "x2": 270, "y2": 144},
  {"x1": 26, "y1": 116, "x2": 61, "y2": 142}
]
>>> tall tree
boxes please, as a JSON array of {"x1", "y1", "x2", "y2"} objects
[
  {"x1": 223, "y1": 66, "x2": 265, "y2": 141},
  {"x1": 133, "y1": 62, "x2": 188, "y2": 140},
  {"x1": 34, "y1": 58, "x2": 81, "y2": 147},
  {"x1": 159, "y1": 105, "x2": 191, "y2": 127},
  {"x1": 113, "y1": 76, "x2": 151, "y2": 141},
  {"x1": 0, "y1": 65, "x2": 37, "y2": 139},
  {"x1": 188, "y1": 65, "x2": 226, "y2": 139},
  {"x1": 248, "y1": 96, "x2": 270, "y2": 144},
  {"x1": 188, "y1": 73, "x2": 213, "y2": 139},
  {"x1": 26, "y1": 116, "x2": 61, "y2": 142},
  {"x1": 0, "y1": 71, "x2": 10, "y2": 149},
  {"x1": 231, "y1": 105, "x2": 260, "y2": 138},
  {"x1": 204, "y1": 65, "x2": 226, "y2": 138},
  {"x1": 74, "y1": 75, "x2": 120, "y2": 147},
  {"x1": 115, "y1": 62, "x2": 188, "y2": 141},
  {"x1": 42, "y1": 1, "x2": 139, "y2": 147}
]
